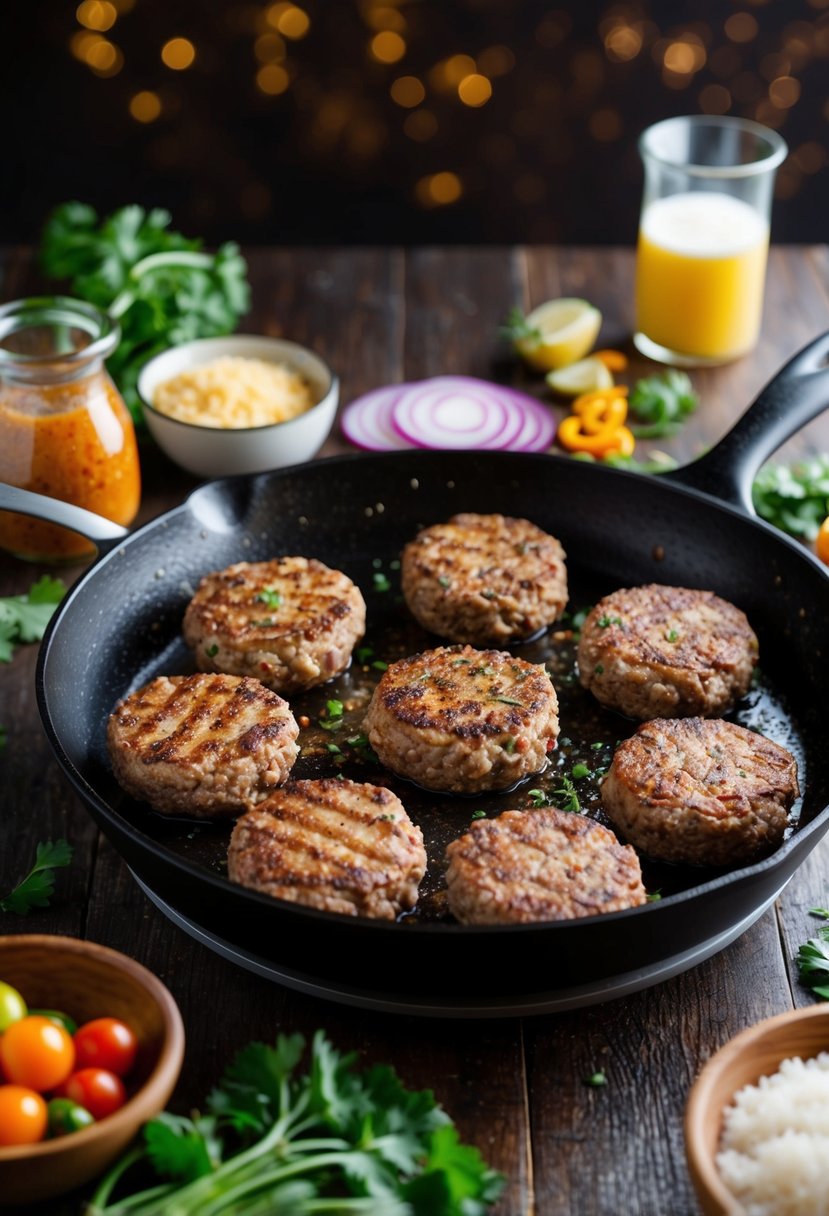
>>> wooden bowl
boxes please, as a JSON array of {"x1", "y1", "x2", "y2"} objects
[
  {"x1": 0, "y1": 935, "x2": 185, "y2": 1206},
  {"x1": 685, "y1": 1003, "x2": 829, "y2": 1216}
]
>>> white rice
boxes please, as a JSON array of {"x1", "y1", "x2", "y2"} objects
[{"x1": 716, "y1": 1051, "x2": 829, "y2": 1216}]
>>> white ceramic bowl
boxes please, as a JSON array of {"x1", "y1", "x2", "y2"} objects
[{"x1": 138, "y1": 335, "x2": 339, "y2": 478}]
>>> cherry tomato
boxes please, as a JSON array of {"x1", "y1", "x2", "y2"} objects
[
  {"x1": 0, "y1": 1016, "x2": 75, "y2": 1091},
  {"x1": 73, "y1": 1017, "x2": 137, "y2": 1077},
  {"x1": 0, "y1": 1085, "x2": 48, "y2": 1146},
  {"x1": 0, "y1": 981, "x2": 27, "y2": 1033},
  {"x1": 29, "y1": 1009, "x2": 78, "y2": 1036},
  {"x1": 57, "y1": 1069, "x2": 126, "y2": 1120},
  {"x1": 817, "y1": 516, "x2": 829, "y2": 566},
  {"x1": 47, "y1": 1097, "x2": 95, "y2": 1137}
]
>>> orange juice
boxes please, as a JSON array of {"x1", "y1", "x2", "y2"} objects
[{"x1": 635, "y1": 192, "x2": 769, "y2": 362}]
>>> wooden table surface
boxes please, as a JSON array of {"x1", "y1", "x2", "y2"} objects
[{"x1": 2, "y1": 245, "x2": 829, "y2": 1216}]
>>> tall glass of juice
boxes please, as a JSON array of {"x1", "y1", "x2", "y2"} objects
[{"x1": 634, "y1": 116, "x2": 787, "y2": 366}]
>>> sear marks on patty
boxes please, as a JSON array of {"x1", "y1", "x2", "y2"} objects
[
  {"x1": 601, "y1": 717, "x2": 799, "y2": 867},
  {"x1": 183, "y1": 558, "x2": 366, "y2": 696},
  {"x1": 363, "y1": 644, "x2": 559, "y2": 794},
  {"x1": 445, "y1": 807, "x2": 646, "y2": 924},
  {"x1": 107, "y1": 673, "x2": 299, "y2": 817},
  {"x1": 401, "y1": 512, "x2": 568, "y2": 645},
  {"x1": 227, "y1": 778, "x2": 427, "y2": 920},
  {"x1": 578, "y1": 584, "x2": 758, "y2": 720}
]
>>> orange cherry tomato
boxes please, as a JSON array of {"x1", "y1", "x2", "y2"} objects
[
  {"x1": 0, "y1": 1016, "x2": 75, "y2": 1091},
  {"x1": 593, "y1": 349, "x2": 629, "y2": 371},
  {"x1": 74, "y1": 1018, "x2": 138, "y2": 1078},
  {"x1": 817, "y1": 517, "x2": 829, "y2": 566},
  {"x1": 57, "y1": 1069, "x2": 127, "y2": 1120},
  {"x1": 0, "y1": 1085, "x2": 48, "y2": 1146}
]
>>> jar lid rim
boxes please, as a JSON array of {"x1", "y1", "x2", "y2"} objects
[{"x1": 0, "y1": 296, "x2": 120, "y2": 368}]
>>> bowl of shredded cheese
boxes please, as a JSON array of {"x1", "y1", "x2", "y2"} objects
[
  {"x1": 138, "y1": 335, "x2": 338, "y2": 477},
  {"x1": 685, "y1": 1002, "x2": 829, "y2": 1216}
]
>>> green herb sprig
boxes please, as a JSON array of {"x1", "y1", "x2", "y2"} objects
[
  {"x1": 89, "y1": 1030, "x2": 504, "y2": 1216},
  {"x1": 628, "y1": 370, "x2": 698, "y2": 438},
  {"x1": 500, "y1": 307, "x2": 541, "y2": 344},
  {"x1": 0, "y1": 840, "x2": 73, "y2": 915},
  {"x1": 796, "y1": 906, "x2": 829, "y2": 1000},
  {"x1": 752, "y1": 456, "x2": 829, "y2": 541},
  {"x1": 41, "y1": 202, "x2": 250, "y2": 422},
  {"x1": 0, "y1": 576, "x2": 65, "y2": 663}
]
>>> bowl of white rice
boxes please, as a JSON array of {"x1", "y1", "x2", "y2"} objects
[
  {"x1": 138, "y1": 335, "x2": 338, "y2": 477},
  {"x1": 685, "y1": 1003, "x2": 829, "y2": 1216}
]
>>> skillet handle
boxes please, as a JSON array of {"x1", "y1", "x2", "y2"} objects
[
  {"x1": 664, "y1": 331, "x2": 829, "y2": 514},
  {"x1": 0, "y1": 483, "x2": 130, "y2": 552}
]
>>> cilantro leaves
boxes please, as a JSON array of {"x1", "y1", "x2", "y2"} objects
[
  {"x1": 628, "y1": 370, "x2": 698, "y2": 438},
  {"x1": 41, "y1": 203, "x2": 250, "y2": 422},
  {"x1": 92, "y1": 1030, "x2": 503, "y2": 1215},
  {"x1": 753, "y1": 455, "x2": 829, "y2": 542},
  {"x1": 0, "y1": 575, "x2": 65, "y2": 663},
  {"x1": 0, "y1": 839, "x2": 74, "y2": 915}
]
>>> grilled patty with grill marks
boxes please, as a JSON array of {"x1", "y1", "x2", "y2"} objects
[
  {"x1": 578, "y1": 584, "x2": 758, "y2": 719},
  {"x1": 363, "y1": 644, "x2": 559, "y2": 794},
  {"x1": 227, "y1": 778, "x2": 427, "y2": 919},
  {"x1": 401, "y1": 513, "x2": 568, "y2": 644},
  {"x1": 601, "y1": 717, "x2": 799, "y2": 866},
  {"x1": 445, "y1": 807, "x2": 647, "y2": 924},
  {"x1": 183, "y1": 557, "x2": 366, "y2": 695},
  {"x1": 107, "y1": 673, "x2": 298, "y2": 817}
]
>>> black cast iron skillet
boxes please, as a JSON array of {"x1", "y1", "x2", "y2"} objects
[{"x1": 6, "y1": 334, "x2": 829, "y2": 1016}]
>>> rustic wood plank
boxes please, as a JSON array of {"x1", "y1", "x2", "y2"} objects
[{"x1": 776, "y1": 831, "x2": 829, "y2": 1010}]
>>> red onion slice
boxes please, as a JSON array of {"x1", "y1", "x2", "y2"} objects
[
  {"x1": 391, "y1": 377, "x2": 522, "y2": 450},
  {"x1": 340, "y1": 385, "x2": 412, "y2": 451}
]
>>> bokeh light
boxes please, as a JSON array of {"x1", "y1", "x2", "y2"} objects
[
  {"x1": 129, "y1": 90, "x2": 162, "y2": 122},
  {"x1": 415, "y1": 171, "x2": 462, "y2": 207},
  {"x1": 161, "y1": 38, "x2": 196, "y2": 70},
  {"x1": 257, "y1": 63, "x2": 290, "y2": 94},
  {"x1": 390, "y1": 75, "x2": 425, "y2": 108},
  {"x1": 457, "y1": 74, "x2": 492, "y2": 107},
  {"x1": 76, "y1": 1, "x2": 117, "y2": 32},
  {"x1": 370, "y1": 31, "x2": 406, "y2": 63}
]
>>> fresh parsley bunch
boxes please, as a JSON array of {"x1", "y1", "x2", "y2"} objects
[
  {"x1": 89, "y1": 1030, "x2": 504, "y2": 1216},
  {"x1": 41, "y1": 202, "x2": 250, "y2": 422},
  {"x1": 628, "y1": 370, "x2": 699, "y2": 438},
  {"x1": 752, "y1": 456, "x2": 829, "y2": 541},
  {"x1": 797, "y1": 906, "x2": 829, "y2": 1000},
  {"x1": 0, "y1": 840, "x2": 73, "y2": 915}
]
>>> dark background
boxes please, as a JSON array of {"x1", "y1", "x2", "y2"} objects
[{"x1": 5, "y1": 0, "x2": 828, "y2": 245}]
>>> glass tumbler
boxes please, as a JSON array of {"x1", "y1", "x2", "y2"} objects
[{"x1": 634, "y1": 116, "x2": 787, "y2": 366}]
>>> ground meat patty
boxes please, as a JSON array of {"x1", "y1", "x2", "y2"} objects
[
  {"x1": 183, "y1": 558, "x2": 366, "y2": 696},
  {"x1": 363, "y1": 644, "x2": 559, "y2": 794},
  {"x1": 578, "y1": 584, "x2": 758, "y2": 719},
  {"x1": 401, "y1": 513, "x2": 568, "y2": 644},
  {"x1": 227, "y1": 778, "x2": 426, "y2": 919},
  {"x1": 601, "y1": 718, "x2": 799, "y2": 866},
  {"x1": 107, "y1": 673, "x2": 299, "y2": 817},
  {"x1": 445, "y1": 807, "x2": 646, "y2": 924}
]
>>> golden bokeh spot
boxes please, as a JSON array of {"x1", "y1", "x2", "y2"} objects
[
  {"x1": 365, "y1": 6, "x2": 406, "y2": 33},
  {"x1": 390, "y1": 75, "x2": 425, "y2": 108},
  {"x1": 588, "y1": 107, "x2": 622, "y2": 141},
  {"x1": 663, "y1": 39, "x2": 705, "y2": 74},
  {"x1": 604, "y1": 24, "x2": 643, "y2": 62},
  {"x1": 85, "y1": 37, "x2": 123, "y2": 75},
  {"x1": 415, "y1": 171, "x2": 462, "y2": 207},
  {"x1": 266, "y1": 4, "x2": 309, "y2": 38},
  {"x1": 255, "y1": 33, "x2": 286, "y2": 63},
  {"x1": 70, "y1": 30, "x2": 101, "y2": 60},
  {"x1": 477, "y1": 45, "x2": 515, "y2": 76},
  {"x1": 130, "y1": 90, "x2": 162, "y2": 122},
  {"x1": 430, "y1": 53, "x2": 476, "y2": 90},
  {"x1": 370, "y1": 31, "x2": 406, "y2": 63},
  {"x1": 769, "y1": 75, "x2": 801, "y2": 108},
  {"x1": 257, "y1": 63, "x2": 290, "y2": 94},
  {"x1": 457, "y1": 73, "x2": 492, "y2": 107},
  {"x1": 699, "y1": 83, "x2": 732, "y2": 114},
  {"x1": 725, "y1": 12, "x2": 759, "y2": 42},
  {"x1": 754, "y1": 98, "x2": 786, "y2": 128},
  {"x1": 403, "y1": 109, "x2": 438, "y2": 141},
  {"x1": 76, "y1": 0, "x2": 117, "y2": 32},
  {"x1": 161, "y1": 37, "x2": 196, "y2": 70}
]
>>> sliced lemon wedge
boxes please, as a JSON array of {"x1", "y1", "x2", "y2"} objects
[
  {"x1": 546, "y1": 356, "x2": 614, "y2": 397},
  {"x1": 515, "y1": 298, "x2": 602, "y2": 372}
]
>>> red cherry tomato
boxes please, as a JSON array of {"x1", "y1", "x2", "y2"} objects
[
  {"x1": 0, "y1": 1085, "x2": 48, "y2": 1146},
  {"x1": 74, "y1": 1017, "x2": 138, "y2": 1078},
  {"x1": 0, "y1": 1016, "x2": 75, "y2": 1091},
  {"x1": 57, "y1": 1068, "x2": 127, "y2": 1120}
]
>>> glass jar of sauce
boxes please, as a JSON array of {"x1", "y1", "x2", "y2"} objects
[{"x1": 0, "y1": 297, "x2": 140, "y2": 561}]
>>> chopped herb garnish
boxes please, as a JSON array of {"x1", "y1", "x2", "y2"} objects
[
  {"x1": 809, "y1": 906, "x2": 829, "y2": 920},
  {"x1": 550, "y1": 775, "x2": 581, "y2": 814},
  {"x1": 571, "y1": 763, "x2": 592, "y2": 780},
  {"x1": 325, "y1": 742, "x2": 342, "y2": 755},
  {"x1": 665, "y1": 628, "x2": 679, "y2": 643},
  {"x1": 356, "y1": 645, "x2": 374, "y2": 664},
  {"x1": 753, "y1": 454, "x2": 829, "y2": 540},
  {"x1": 452, "y1": 657, "x2": 471, "y2": 667},
  {"x1": 438, "y1": 575, "x2": 451, "y2": 588},
  {"x1": 252, "y1": 617, "x2": 274, "y2": 627},
  {"x1": 471, "y1": 665, "x2": 496, "y2": 676},
  {"x1": 481, "y1": 589, "x2": 496, "y2": 600},
  {"x1": 345, "y1": 734, "x2": 380, "y2": 764},
  {"x1": 1, "y1": 839, "x2": 74, "y2": 915},
  {"x1": 629, "y1": 369, "x2": 698, "y2": 438},
  {"x1": 326, "y1": 699, "x2": 344, "y2": 719},
  {"x1": 503, "y1": 737, "x2": 517, "y2": 754},
  {"x1": 646, "y1": 890, "x2": 662, "y2": 903},
  {"x1": 471, "y1": 810, "x2": 487, "y2": 820},
  {"x1": 594, "y1": 664, "x2": 604, "y2": 675},
  {"x1": 571, "y1": 608, "x2": 589, "y2": 635},
  {"x1": 205, "y1": 643, "x2": 219, "y2": 657},
  {"x1": 559, "y1": 736, "x2": 573, "y2": 748},
  {"x1": 597, "y1": 615, "x2": 622, "y2": 628},
  {"x1": 738, "y1": 769, "x2": 747, "y2": 778},
  {"x1": 254, "y1": 587, "x2": 282, "y2": 609},
  {"x1": 378, "y1": 813, "x2": 396, "y2": 822},
  {"x1": 590, "y1": 741, "x2": 605, "y2": 750},
  {"x1": 389, "y1": 558, "x2": 401, "y2": 570},
  {"x1": 585, "y1": 1071, "x2": 607, "y2": 1087},
  {"x1": 373, "y1": 572, "x2": 391, "y2": 592},
  {"x1": 528, "y1": 789, "x2": 548, "y2": 808},
  {"x1": 493, "y1": 696, "x2": 523, "y2": 707},
  {"x1": 372, "y1": 659, "x2": 389, "y2": 672},
  {"x1": 372, "y1": 557, "x2": 383, "y2": 569}
]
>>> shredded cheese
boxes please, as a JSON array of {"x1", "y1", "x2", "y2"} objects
[{"x1": 153, "y1": 356, "x2": 315, "y2": 429}]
